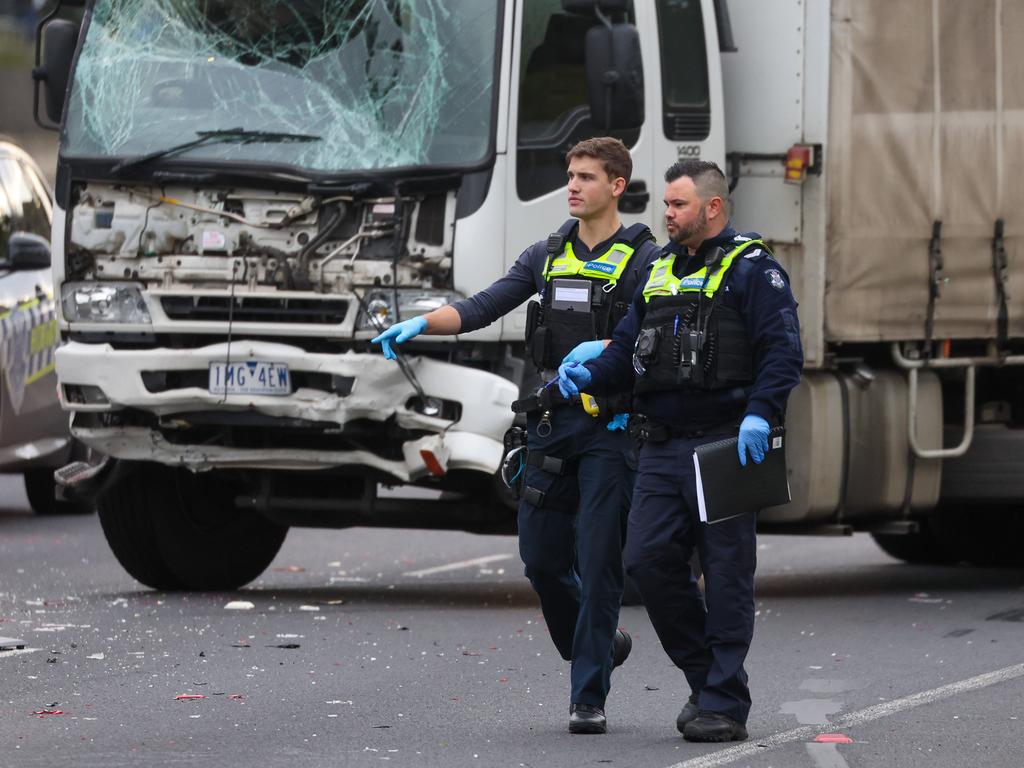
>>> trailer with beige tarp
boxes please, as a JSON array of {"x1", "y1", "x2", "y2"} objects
[{"x1": 725, "y1": 0, "x2": 1024, "y2": 563}]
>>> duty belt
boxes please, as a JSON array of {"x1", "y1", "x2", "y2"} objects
[{"x1": 628, "y1": 415, "x2": 737, "y2": 443}]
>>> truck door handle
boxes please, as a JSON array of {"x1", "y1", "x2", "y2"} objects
[{"x1": 619, "y1": 180, "x2": 649, "y2": 214}]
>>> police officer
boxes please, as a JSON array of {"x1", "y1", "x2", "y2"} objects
[
  {"x1": 371, "y1": 137, "x2": 662, "y2": 734},
  {"x1": 559, "y1": 159, "x2": 803, "y2": 742}
]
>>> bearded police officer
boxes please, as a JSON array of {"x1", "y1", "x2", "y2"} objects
[
  {"x1": 371, "y1": 137, "x2": 662, "y2": 735},
  {"x1": 559, "y1": 159, "x2": 803, "y2": 742}
]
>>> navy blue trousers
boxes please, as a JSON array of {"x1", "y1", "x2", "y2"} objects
[
  {"x1": 517, "y1": 406, "x2": 635, "y2": 707},
  {"x1": 623, "y1": 435, "x2": 758, "y2": 724}
]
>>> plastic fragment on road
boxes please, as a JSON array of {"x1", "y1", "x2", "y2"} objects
[
  {"x1": 299, "y1": 605, "x2": 320, "y2": 611},
  {"x1": 273, "y1": 566, "x2": 305, "y2": 573},
  {"x1": 86, "y1": 652, "x2": 105, "y2": 660},
  {"x1": 268, "y1": 643, "x2": 301, "y2": 649},
  {"x1": 228, "y1": 694, "x2": 245, "y2": 701},
  {"x1": 224, "y1": 600, "x2": 255, "y2": 610},
  {"x1": 175, "y1": 694, "x2": 207, "y2": 701},
  {"x1": 814, "y1": 733, "x2": 853, "y2": 744},
  {"x1": 30, "y1": 709, "x2": 64, "y2": 717}
]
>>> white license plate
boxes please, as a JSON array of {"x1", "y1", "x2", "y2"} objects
[{"x1": 208, "y1": 361, "x2": 290, "y2": 396}]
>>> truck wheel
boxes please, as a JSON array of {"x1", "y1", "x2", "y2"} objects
[
  {"x1": 24, "y1": 469, "x2": 94, "y2": 515},
  {"x1": 98, "y1": 464, "x2": 288, "y2": 591},
  {"x1": 937, "y1": 507, "x2": 1024, "y2": 568},
  {"x1": 870, "y1": 523, "x2": 959, "y2": 565}
]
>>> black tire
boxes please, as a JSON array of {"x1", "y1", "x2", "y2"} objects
[
  {"x1": 98, "y1": 463, "x2": 288, "y2": 591},
  {"x1": 870, "y1": 522, "x2": 959, "y2": 565},
  {"x1": 24, "y1": 469, "x2": 94, "y2": 515},
  {"x1": 933, "y1": 506, "x2": 1024, "y2": 568}
]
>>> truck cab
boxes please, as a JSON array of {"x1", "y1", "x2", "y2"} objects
[{"x1": 35, "y1": 0, "x2": 724, "y2": 589}]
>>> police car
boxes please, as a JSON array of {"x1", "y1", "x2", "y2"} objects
[{"x1": 0, "y1": 138, "x2": 89, "y2": 514}]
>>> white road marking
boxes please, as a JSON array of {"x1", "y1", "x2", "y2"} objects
[
  {"x1": 666, "y1": 662, "x2": 1024, "y2": 768},
  {"x1": 402, "y1": 554, "x2": 514, "y2": 578},
  {"x1": 0, "y1": 648, "x2": 40, "y2": 659}
]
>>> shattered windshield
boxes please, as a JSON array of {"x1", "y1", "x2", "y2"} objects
[{"x1": 63, "y1": 0, "x2": 502, "y2": 174}]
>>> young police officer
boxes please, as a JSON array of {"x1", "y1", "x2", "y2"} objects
[
  {"x1": 371, "y1": 138, "x2": 662, "y2": 734},
  {"x1": 559, "y1": 160, "x2": 803, "y2": 742}
]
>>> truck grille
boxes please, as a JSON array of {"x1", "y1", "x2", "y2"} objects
[{"x1": 160, "y1": 296, "x2": 350, "y2": 325}]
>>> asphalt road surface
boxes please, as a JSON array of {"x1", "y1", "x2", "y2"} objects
[{"x1": 1, "y1": 474, "x2": 1022, "y2": 768}]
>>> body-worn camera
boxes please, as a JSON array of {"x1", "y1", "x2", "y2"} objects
[{"x1": 633, "y1": 327, "x2": 660, "y2": 375}]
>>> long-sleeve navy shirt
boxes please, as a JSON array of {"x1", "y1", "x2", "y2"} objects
[
  {"x1": 451, "y1": 223, "x2": 662, "y2": 335},
  {"x1": 584, "y1": 227, "x2": 804, "y2": 430}
]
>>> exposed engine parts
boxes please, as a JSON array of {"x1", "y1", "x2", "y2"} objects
[{"x1": 66, "y1": 183, "x2": 456, "y2": 294}]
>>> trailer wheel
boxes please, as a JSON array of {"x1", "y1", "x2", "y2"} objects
[
  {"x1": 870, "y1": 523, "x2": 959, "y2": 565},
  {"x1": 936, "y1": 506, "x2": 1024, "y2": 568},
  {"x1": 24, "y1": 469, "x2": 94, "y2": 515},
  {"x1": 98, "y1": 463, "x2": 287, "y2": 591}
]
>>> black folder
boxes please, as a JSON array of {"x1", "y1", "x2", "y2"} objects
[{"x1": 692, "y1": 427, "x2": 790, "y2": 524}]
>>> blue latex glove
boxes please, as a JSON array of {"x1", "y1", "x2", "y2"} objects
[
  {"x1": 737, "y1": 414, "x2": 771, "y2": 466},
  {"x1": 557, "y1": 362, "x2": 592, "y2": 399},
  {"x1": 606, "y1": 412, "x2": 629, "y2": 432},
  {"x1": 562, "y1": 340, "x2": 606, "y2": 367},
  {"x1": 371, "y1": 316, "x2": 428, "y2": 360}
]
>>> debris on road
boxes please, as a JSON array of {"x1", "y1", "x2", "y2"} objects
[
  {"x1": 814, "y1": 733, "x2": 853, "y2": 744},
  {"x1": 0, "y1": 636, "x2": 26, "y2": 650},
  {"x1": 224, "y1": 600, "x2": 255, "y2": 610},
  {"x1": 30, "y1": 709, "x2": 64, "y2": 718},
  {"x1": 175, "y1": 694, "x2": 207, "y2": 701}
]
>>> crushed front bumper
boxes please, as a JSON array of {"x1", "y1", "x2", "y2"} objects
[{"x1": 56, "y1": 340, "x2": 517, "y2": 478}]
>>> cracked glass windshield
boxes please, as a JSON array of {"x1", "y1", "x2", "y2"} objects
[{"x1": 63, "y1": 0, "x2": 501, "y2": 173}]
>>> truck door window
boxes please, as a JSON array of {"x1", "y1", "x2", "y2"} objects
[
  {"x1": 656, "y1": 0, "x2": 710, "y2": 141},
  {"x1": 517, "y1": 0, "x2": 640, "y2": 201}
]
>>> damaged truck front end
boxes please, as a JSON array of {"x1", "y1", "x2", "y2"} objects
[{"x1": 38, "y1": 0, "x2": 516, "y2": 588}]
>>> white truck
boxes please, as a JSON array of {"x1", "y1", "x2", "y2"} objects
[{"x1": 32, "y1": 0, "x2": 1022, "y2": 589}]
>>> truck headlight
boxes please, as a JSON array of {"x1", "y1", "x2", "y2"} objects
[
  {"x1": 357, "y1": 289, "x2": 462, "y2": 331},
  {"x1": 62, "y1": 283, "x2": 152, "y2": 324}
]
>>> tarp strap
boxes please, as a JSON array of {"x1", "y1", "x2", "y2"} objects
[
  {"x1": 992, "y1": 218, "x2": 1010, "y2": 355},
  {"x1": 924, "y1": 220, "x2": 943, "y2": 360}
]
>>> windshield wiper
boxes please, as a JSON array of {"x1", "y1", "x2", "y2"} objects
[{"x1": 109, "y1": 128, "x2": 321, "y2": 175}]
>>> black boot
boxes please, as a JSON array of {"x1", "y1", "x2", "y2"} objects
[
  {"x1": 682, "y1": 711, "x2": 748, "y2": 742},
  {"x1": 675, "y1": 693, "x2": 701, "y2": 733},
  {"x1": 612, "y1": 629, "x2": 632, "y2": 668},
  {"x1": 569, "y1": 703, "x2": 607, "y2": 734}
]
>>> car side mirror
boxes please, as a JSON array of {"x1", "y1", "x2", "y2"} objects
[
  {"x1": 33, "y1": 18, "x2": 80, "y2": 128},
  {"x1": 584, "y1": 22, "x2": 644, "y2": 131},
  {"x1": 7, "y1": 232, "x2": 52, "y2": 270}
]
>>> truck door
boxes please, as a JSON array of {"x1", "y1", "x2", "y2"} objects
[
  {"x1": 502, "y1": 0, "x2": 654, "y2": 342},
  {"x1": 647, "y1": 0, "x2": 724, "y2": 241}
]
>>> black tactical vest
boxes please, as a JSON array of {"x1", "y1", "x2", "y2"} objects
[{"x1": 526, "y1": 220, "x2": 654, "y2": 372}]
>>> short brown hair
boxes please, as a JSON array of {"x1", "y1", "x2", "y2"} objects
[{"x1": 565, "y1": 137, "x2": 632, "y2": 184}]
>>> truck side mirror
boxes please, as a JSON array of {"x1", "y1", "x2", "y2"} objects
[
  {"x1": 584, "y1": 23, "x2": 644, "y2": 131},
  {"x1": 33, "y1": 18, "x2": 80, "y2": 128},
  {"x1": 7, "y1": 232, "x2": 53, "y2": 270}
]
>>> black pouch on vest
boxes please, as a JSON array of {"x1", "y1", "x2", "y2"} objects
[
  {"x1": 530, "y1": 325, "x2": 550, "y2": 369},
  {"x1": 544, "y1": 309, "x2": 597, "y2": 368},
  {"x1": 525, "y1": 300, "x2": 541, "y2": 345}
]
